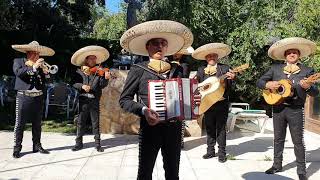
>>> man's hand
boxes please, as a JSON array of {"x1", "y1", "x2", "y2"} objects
[
  {"x1": 104, "y1": 71, "x2": 111, "y2": 79},
  {"x1": 33, "y1": 58, "x2": 44, "y2": 69},
  {"x1": 299, "y1": 79, "x2": 312, "y2": 90},
  {"x1": 266, "y1": 81, "x2": 281, "y2": 90},
  {"x1": 144, "y1": 108, "x2": 160, "y2": 126},
  {"x1": 194, "y1": 94, "x2": 201, "y2": 106},
  {"x1": 226, "y1": 70, "x2": 236, "y2": 80},
  {"x1": 82, "y1": 85, "x2": 91, "y2": 92}
]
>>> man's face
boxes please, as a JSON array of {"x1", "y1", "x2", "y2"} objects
[
  {"x1": 146, "y1": 38, "x2": 168, "y2": 60},
  {"x1": 285, "y1": 49, "x2": 300, "y2": 64},
  {"x1": 85, "y1": 55, "x2": 97, "y2": 67},
  {"x1": 26, "y1": 51, "x2": 40, "y2": 61},
  {"x1": 205, "y1": 53, "x2": 219, "y2": 65},
  {"x1": 173, "y1": 53, "x2": 183, "y2": 61}
]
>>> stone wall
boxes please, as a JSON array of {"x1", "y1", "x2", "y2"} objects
[{"x1": 99, "y1": 70, "x2": 140, "y2": 134}]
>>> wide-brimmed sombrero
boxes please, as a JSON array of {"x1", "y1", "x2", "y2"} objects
[
  {"x1": 268, "y1": 37, "x2": 316, "y2": 60},
  {"x1": 176, "y1": 46, "x2": 194, "y2": 55},
  {"x1": 192, "y1": 43, "x2": 231, "y2": 60},
  {"x1": 71, "y1": 46, "x2": 110, "y2": 66},
  {"x1": 12, "y1": 41, "x2": 55, "y2": 56},
  {"x1": 120, "y1": 20, "x2": 193, "y2": 56}
]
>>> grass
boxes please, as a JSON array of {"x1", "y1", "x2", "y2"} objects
[
  {"x1": 0, "y1": 120, "x2": 76, "y2": 134},
  {"x1": 263, "y1": 155, "x2": 273, "y2": 161},
  {"x1": 226, "y1": 154, "x2": 237, "y2": 160}
]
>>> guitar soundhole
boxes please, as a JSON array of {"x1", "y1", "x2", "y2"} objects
[
  {"x1": 277, "y1": 85, "x2": 285, "y2": 95},
  {"x1": 202, "y1": 84, "x2": 211, "y2": 91}
]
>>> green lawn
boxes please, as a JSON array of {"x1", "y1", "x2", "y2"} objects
[{"x1": 0, "y1": 120, "x2": 76, "y2": 134}]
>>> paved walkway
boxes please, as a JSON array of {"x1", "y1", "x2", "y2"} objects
[{"x1": 0, "y1": 121, "x2": 319, "y2": 180}]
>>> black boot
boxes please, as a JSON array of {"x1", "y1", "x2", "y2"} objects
[
  {"x1": 95, "y1": 140, "x2": 104, "y2": 152},
  {"x1": 218, "y1": 154, "x2": 227, "y2": 163},
  {"x1": 13, "y1": 146, "x2": 22, "y2": 158},
  {"x1": 265, "y1": 166, "x2": 282, "y2": 174},
  {"x1": 72, "y1": 137, "x2": 83, "y2": 151},
  {"x1": 202, "y1": 148, "x2": 215, "y2": 159},
  {"x1": 218, "y1": 148, "x2": 227, "y2": 163},
  {"x1": 33, "y1": 144, "x2": 50, "y2": 154},
  {"x1": 298, "y1": 174, "x2": 307, "y2": 180},
  {"x1": 12, "y1": 151, "x2": 21, "y2": 158},
  {"x1": 72, "y1": 142, "x2": 83, "y2": 151}
]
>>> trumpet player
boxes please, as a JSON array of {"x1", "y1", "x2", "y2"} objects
[{"x1": 11, "y1": 41, "x2": 55, "y2": 158}]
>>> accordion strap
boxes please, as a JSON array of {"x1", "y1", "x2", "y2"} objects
[{"x1": 133, "y1": 64, "x2": 166, "y2": 80}]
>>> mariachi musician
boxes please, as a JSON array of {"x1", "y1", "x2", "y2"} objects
[
  {"x1": 257, "y1": 37, "x2": 319, "y2": 180},
  {"x1": 119, "y1": 20, "x2": 197, "y2": 180},
  {"x1": 11, "y1": 41, "x2": 55, "y2": 158},
  {"x1": 71, "y1": 46, "x2": 111, "y2": 152},
  {"x1": 192, "y1": 43, "x2": 236, "y2": 162}
]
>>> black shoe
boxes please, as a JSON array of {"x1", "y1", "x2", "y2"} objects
[
  {"x1": 298, "y1": 174, "x2": 307, "y2": 180},
  {"x1": 72, "y1": 144, "x2": 83, "y2": 151},
  {"x1": 265, "y1": 166, "x2": 282, "y2": 174},
  {"x1": 33, "y1": 145, "x2": 50, "y2": 154},
  {"x1": 218, "y1": 154, "x2": 227, "y2": 163},
  {"x1": 202, "y1": 152, "x2": 216, "y2": 159},
  {"x1": 12, "y1": 151, "x2": 21, "y2": 158},
  {"x1": 96, "y1": 146, "x2": 104, "y2": 152}
]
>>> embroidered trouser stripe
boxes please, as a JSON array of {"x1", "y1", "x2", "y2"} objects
[
  {"x1": 272, "y1": 106, "x2": 306, "y2": 175},
  {"x1": 13, "y1": 94, "x2": 44, "y2": 151},
  {"x1": 137, "y1": 120, "x2": 182, "y2": 180}
]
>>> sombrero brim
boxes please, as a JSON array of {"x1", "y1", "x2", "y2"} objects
[
  {"x1": 176, "y1": 46, "x2": 194, "y2": 55},
  {"x1": 12, "y1": 44, "x2": 55, "y2": 56},
  {"x1": 192, "y1": 43, "x2": 231, "y2": 60},
  {"x1": 120, "y1": 20, "x2": 193, "y2": 56},
  {"x1": 268, "y1": 37, "x2": 316, "y2": 60},
  {"x1": 71, "y1": 46, "x2": 110, "y2": 66}
]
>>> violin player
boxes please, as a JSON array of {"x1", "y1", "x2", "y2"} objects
[{"x1": 70, "y1": 45, "x2": 111, "y2": 152}]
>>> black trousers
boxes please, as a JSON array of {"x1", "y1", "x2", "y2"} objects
[
  {"x1": 203, "y1": 100, "x2": 229, "y2": 154},
  {"x1": 14, "y1": 93, "x2": 44, "y2": 152},
  {"x1": 75, "y1": 96, "x2": 101, "y2": 143},
  {"x1": 272, "y1": 105, "x2": 306, "y2": 175},
  {"x1": 137, "y1": 119, "x2": 182, "y2": 180}
]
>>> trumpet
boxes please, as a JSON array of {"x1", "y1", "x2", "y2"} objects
[{"x1": 41, "y1": 61, "x2": 58, "y2": 74}]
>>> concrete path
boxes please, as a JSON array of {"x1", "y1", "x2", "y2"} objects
[{"x1": 0, "y1": 121, "x2": 319, "y2": 180}]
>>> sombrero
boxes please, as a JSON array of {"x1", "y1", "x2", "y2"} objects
[
  {"x1": 176, "y1": 46, "x2": 194, "y2": 55},
  {"x1": 71, "y1": 46, "x2": 110, "y2": 66},
  {"x1": 120, "y1": 20, "x2": 193, "y2": 56},
  {"x1": 192, "y1": 43, "x2": 231, "y2": 60},
  {"x1": 12, "y1": 41, "x2": 55, "y2": 56},
  {"x1": 268, "y1": 37, "x2": 316, "y2": 60}
]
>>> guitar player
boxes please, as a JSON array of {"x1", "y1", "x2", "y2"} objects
[
  {"x1": 256, "y1": 37, "x2": 319, "y2": 180},
  {"x1": 192, "y1": 43, "x2": 236, "y2": 163}
]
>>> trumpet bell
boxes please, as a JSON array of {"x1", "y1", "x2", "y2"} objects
[{"x1": 49, "y1": 65, "x2": 58, "y2": 74}]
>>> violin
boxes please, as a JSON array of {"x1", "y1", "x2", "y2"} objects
[
  {"x1": 89, "y1": 66, "x2": 110, "y2": 76},
  {"x1": 89, "y1": 66, "x2": 117, "y2": 79}
]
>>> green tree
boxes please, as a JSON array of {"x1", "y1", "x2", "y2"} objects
[
  {"x1": 90, "y1": 4, "x2": 126, "y2": 40},
  {"x1": 139, "y1": 0, "x2": 320, "y2": 104}
]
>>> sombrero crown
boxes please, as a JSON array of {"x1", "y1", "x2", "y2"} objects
[
  {"x1": 120, "y1": 20, "x2": 193, "y2": 56},
  {"x1": 12, "y1": 41, "x2": 55, "y2": 56},
  {"x1": 268, "y1": 37, "x2": 316, "y2": 60},
  {"x1": 71, "y1": 46, "x2": 110, "y2": 66},
  {"x1": 192, "y1": 43, "x2": 231, "y2": 60}
]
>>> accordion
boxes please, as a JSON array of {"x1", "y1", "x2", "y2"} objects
[{"x1": 148, "y1": 78, "x2": 199, "y2": 121}]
